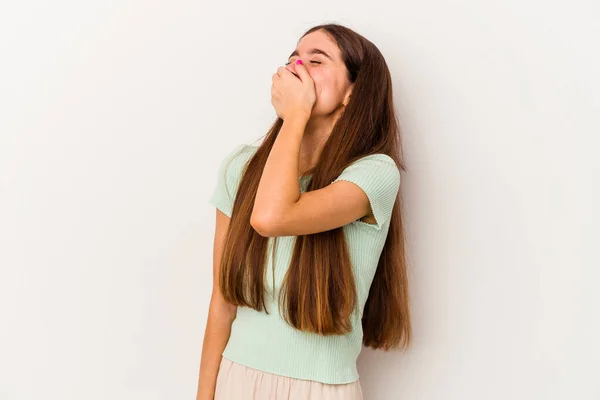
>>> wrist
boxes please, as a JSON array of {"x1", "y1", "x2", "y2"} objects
[{"x1": 283, "y1": 111, "x2": 310, "y2": 125}]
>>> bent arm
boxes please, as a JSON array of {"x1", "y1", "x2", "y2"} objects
[{"x1": 252, "y1": 153, "x2": 401, "y2": 237}]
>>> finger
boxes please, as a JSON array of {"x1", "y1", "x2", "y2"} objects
[
  {"x1": 276, "y1": 66, "x2": 287, "y2": 77},
  {"x1": 292, "y1": 60, "x2": 310, "y2": 82}
]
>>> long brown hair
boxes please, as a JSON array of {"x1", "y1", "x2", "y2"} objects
[{"x1": 219, "y1": 23, "x2": 411, "y2": 351}]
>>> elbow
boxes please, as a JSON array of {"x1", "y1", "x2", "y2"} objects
[
  {"x1": 209, "y1": 295, "x2": 237, "y2": 323},
  {"x1": 250, "y1": 210, "x2": 279, "y2": 237}
]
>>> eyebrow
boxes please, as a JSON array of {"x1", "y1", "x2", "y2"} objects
[{"x1": 288, "y1": 48, "x2": 334, "y2": 62}]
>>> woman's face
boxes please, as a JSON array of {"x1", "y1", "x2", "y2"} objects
[{"x1": 285, "y1": 30, "x2": 353, "y2": 118}]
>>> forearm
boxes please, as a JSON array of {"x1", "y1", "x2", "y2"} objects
[
  {"x1": 253, "y1": 115, "x2": 308, "y2": 221},
  {"x1": 196, "y1": 304, "x2": 236, "y2": 400}
]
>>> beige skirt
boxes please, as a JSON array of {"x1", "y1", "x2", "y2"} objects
[{"x1": 214, "y1": 356, "x2": 364, "y2": 400}]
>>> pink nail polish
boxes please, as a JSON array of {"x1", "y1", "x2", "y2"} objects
[{"x1": 296, "y1": 59, "x2": 302, "y2": 65}]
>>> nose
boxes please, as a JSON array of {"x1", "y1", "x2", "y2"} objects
[
  {"x1": 286, "y1": 59, "x2": 302, "y2": 77},
  {"x1": 286, "y1": 59, "x2": 300, "y2": 69}
]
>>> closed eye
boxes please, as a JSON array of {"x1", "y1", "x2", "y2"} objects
[{"x1": 285, "y1": 60, "x2": 322, "y2": 65}]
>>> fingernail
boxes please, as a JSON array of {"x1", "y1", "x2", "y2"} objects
[{"x1": 296, "y1": 59, "x2": 303, "y2": 65}]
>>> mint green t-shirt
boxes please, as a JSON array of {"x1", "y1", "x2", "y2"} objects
[{"x1": 208, "y1": 143, "x2": 401, "y2": 384}]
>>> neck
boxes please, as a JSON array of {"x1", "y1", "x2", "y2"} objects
[{"x1": 297, "y1": 105, "x2": 344, "y2": 175}]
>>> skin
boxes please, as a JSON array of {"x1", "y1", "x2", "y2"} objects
[
  {"x1": 274, "y1": 29, "x2": 354, "y2": 175},
  {"x1": 252, "y1": 30, "x2": 378, "y2": 237},
  {"x1": 196, "y1": 211, "x2": 236, "y2": 400},
  {"x1": 197, "y1": 30, "x2": 375, "y2": 399}
]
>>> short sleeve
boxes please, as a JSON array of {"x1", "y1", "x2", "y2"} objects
[
  {"x1": 208, "y1": 144, "x2": 252, "y2": 217},
  {"x1": 332, "y1": 154, "x2": 401, "y2": 230}
]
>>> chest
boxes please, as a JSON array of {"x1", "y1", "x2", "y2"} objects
[{"x1": 263, "y1": 235, "x2": 296, "y2": 298}]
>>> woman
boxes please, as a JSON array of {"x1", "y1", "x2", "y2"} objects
[{"x1": 197, "y1": 23, "x2": 412, "y2": 400}]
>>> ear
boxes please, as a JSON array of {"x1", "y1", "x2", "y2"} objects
[{"x1": 342, "y1": 84, "x2": 354, "y2": 106}]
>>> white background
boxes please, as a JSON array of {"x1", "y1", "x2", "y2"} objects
[{"x1": 1, "y1": 1, "x2": 598, "y2": 399}]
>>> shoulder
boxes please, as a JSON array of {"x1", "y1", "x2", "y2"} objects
[
  {"x1": 221, "y1": 143, "x2": 258, "y2": 164},
  {"x1": 332, "y1": 153, "x2": 401, "y2": 230},
  {"x1": 337, "y1": 153, "x2": 400, "y2": 185},
  {"x1": 217, "y1": 144, "x2": 259, "y2": 178},
  {"x1": 354, "y1": 153, "x2": 397, "y2": 168},
  {"x1": 209, "y1": 144, "x2": 259, "y2": 217}
]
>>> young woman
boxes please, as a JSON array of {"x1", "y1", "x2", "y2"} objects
[{"x1": 197, "y1": 23, "x2": 412, "y2": 400}]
